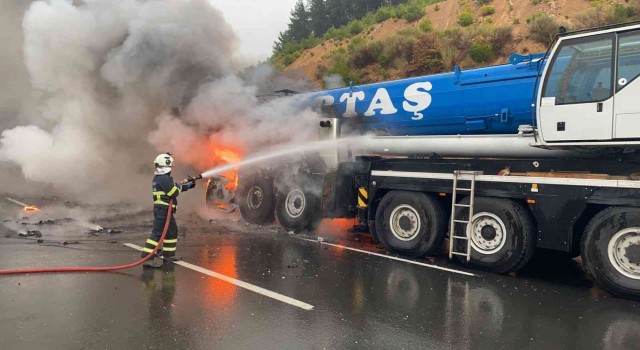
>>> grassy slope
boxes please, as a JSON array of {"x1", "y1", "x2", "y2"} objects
[{"x1": 284, "y1": 0, "x2": 628, "y2": 87}]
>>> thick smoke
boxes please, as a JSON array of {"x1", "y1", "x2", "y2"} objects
[{"x1": 0, "y1": 0, "x2": 320, "y2": 203}]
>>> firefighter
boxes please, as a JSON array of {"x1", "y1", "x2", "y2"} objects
[{"x1": 142, "y1": 152, "x2": 196, "y2": 268}]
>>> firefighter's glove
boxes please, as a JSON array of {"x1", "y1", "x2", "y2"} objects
[{"x1": 182, "y1": 181, "x2": 196, "y2": 191}]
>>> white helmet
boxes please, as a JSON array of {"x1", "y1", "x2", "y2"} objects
[{"x1": 154, "y1": 153, "x2": 174, "y2": 167}]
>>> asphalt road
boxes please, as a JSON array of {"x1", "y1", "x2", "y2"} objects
[{"x1": 1, "y1": 201, "x2": 640, "y2": 350}]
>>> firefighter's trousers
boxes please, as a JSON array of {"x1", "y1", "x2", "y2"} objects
[{"x1": 141, "y1": 206, "x2": 178, "y2": 258}]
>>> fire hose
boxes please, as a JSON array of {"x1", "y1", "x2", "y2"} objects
[{"x1": 0, "y1": 198, "x2": 174, "y2": 275}]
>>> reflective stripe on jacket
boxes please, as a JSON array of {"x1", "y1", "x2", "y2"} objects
[{"x1": 152, "y1": 174, "x2": 182, "y2": 209}]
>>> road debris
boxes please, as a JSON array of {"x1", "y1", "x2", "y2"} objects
[
  {"x1": 88, "y1": 226, "x2": 123, "y2": 235},
  {"x1": 18, "y1": 230, "x2": 42, "y2": 238}
]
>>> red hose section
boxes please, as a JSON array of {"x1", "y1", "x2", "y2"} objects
[{"x1": 0, "y1": 199, "x2": 174, "y2": 275}]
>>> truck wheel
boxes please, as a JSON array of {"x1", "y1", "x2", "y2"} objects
[
  {"x1": 581, "y1": 207, "x2": 640, "y2": 299},
  {"x1": 275, "y1": 183, "x2": 322, "y2": 233},
  {"x1": 368, "y1": 219, "x2": 380, "y2": 244},
  {"x1": 455, "y1": 197, "x2": 536, "y2": 273},
  {"x1": 237, "y1": 173, "x2": 275, "y2": 225},
  {"x1": 375, "y1": 191, "x2": 446, "y2": 257}
]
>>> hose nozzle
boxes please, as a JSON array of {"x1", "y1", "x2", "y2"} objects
[{"x1": 182, "y1": 174, "x2": 203, "y2": 184}]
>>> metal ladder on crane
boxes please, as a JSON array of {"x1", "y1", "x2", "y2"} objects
[{"x1": 448, "y1": 170, "x2": 481, "y2": 261}]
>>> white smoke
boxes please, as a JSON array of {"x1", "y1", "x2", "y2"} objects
[{"x1": 0, "y1": 0, "x2": 319, "y2": 203}]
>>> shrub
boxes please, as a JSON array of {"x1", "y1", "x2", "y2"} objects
[
  {"x1": 442, "y1": 27, "x2": 469, "y2": 52},
  {"x1": 528, "y1": 13, "x2": 560, "y2": 45},
  {"x1": 576, "y1": 8, "x2": 605, "y2": 27},
  {"x1": 349, "y1": 41, "x2": 384, "y2": 67},
  {"x1": 348, "y1": 37, "x2": 366, "y2": 53},
  {"x1": 282, "y1": 54, "x2": 296, "y2": 66},
  {"x1": 531, "y1": 0, "x2": 543, "y2": 4},
  {"x1": 607, "y1": 4, "x2": 637, "y2": 24},
  {"x1": 480, "y1": 5, "x2": 496, "y2": 16},
  {"x1": 397, "y1": 27, "x2": 423, "y2": 38},
  {"x1": 435, "y1": 4, "x2": 440, "y2": 11},
  {"x1": 326, "y1": 52, "x2": 361, "y2": 85},
  {"x1": 300, "y1": 36, "x2": 321, "y2": 50},
  {"x1": 381, "y1": 34, "x2": 416, "y2": 67},
  {"x1": 469, "y1": 41, "x2": 493, "y2": 63},
  {"x1": 324, "y1": 26, "x2": 350, "y2": 40},
  {"x1": 376, "y1": 66, "x2": 390, "y2": 80},
  {"x1": 397, "y1": 3, "x2": 426, "y2": 22},
  {"x1": 419, "y1": 19, "x2": 433, "y2": 32},
  {"x1": 459, "y1": 12, "x2": 474, "y2": 26},
  {"x1": 476, "y1": 0, "x2": 492, "y2": 4},
  {"x1": 347, "y1": 20, "x2": 365, "y2": 35},
  {"x1": 513, "y1": 18, "x2": 520, "y2": 25},
  {"x1": 406, "y1": 33, "x2": 445, "y2": 76},
  {"x1": 374, "y1": 6, "x2": 396, "y2": 23},
  {"x1": 491, "y1": 26, "x2": 514, "y2": 53}
]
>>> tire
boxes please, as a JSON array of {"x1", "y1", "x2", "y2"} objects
[
  {"x1": 275, "y1": 179, "x2": 322, "y2": 233},
  {"x1": 237, "y1": 173, "x2": 275, "y2": 225},
  {"x1": 205, "y1": 177, "x2": 234, "y2": 209},
  {"x1": 454, "y1": 197, "x2": 536, "y2": 274},
  {"x1": 375, "y1": 191, "x2": 446, "y2": 257},
  {"x1": 368, "y1": 219, "x2": 380, "y2": 244},
  {"x1": 581, "y1": 207, "x2": 640, "y2": 299}
]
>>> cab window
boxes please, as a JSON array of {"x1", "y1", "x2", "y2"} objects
[
  {"x1": 542, "y1": 35, "x2": 614, "y2": 104},
  {"x1": 617, "y1": 31, "x2": 640, "y2": 92}
]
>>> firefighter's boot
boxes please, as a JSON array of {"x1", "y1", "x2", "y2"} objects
[{"x1": 143, "y1": 257, "x2": 164, "y2": 269}]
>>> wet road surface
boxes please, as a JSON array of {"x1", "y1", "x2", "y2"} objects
[{"x1": 1, "y1": 204, "x2": 640, "y2": 349}]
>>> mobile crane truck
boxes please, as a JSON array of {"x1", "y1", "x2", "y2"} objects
[{"x1": 207, "y1": 22, "x2": 640, "y2": 299}]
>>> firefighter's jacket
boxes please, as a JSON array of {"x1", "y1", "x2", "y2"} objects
[{"x1": 152, "y1": 173, "x2": 195, "y2": 210}]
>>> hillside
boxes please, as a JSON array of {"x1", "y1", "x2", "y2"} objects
[{"x1": 280, "y1": 0, "x2": 638, "y2": 87}]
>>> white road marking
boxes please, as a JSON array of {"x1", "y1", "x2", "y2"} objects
[
  {"x1": 299, "y1": 238, "x2": 477, "y2": 277},
  {"x1": 123, "y1": 243, "x2": 314, "y2": 311}
]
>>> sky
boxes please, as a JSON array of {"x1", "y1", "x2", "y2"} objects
[{"x1": 209, "y1": 0, "x2": 298, "y2": 64}]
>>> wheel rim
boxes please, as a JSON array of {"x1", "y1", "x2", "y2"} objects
[
  {"x1": 247, "y1": 186, "x2": 264, "y2": 211},
  {"x1": 607, "y1": 228, "x2": 640, "y2": 280},
  {"x1": 469, "y1": 212, "x2": 507, "y2": 255},
  {"x1": 389, "y1": 204, "x2": 421, "y2": 241},
  {"x1": 285, "y1": 189, "x2": 306, "y2": 218}
]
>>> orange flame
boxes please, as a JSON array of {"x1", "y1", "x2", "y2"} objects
[
  {"x1": 24, "y1": 205, "x2": 39, "y2": 212},
  {"x1": 206, "y1": 143, "x2": 243, "y2": 191}
]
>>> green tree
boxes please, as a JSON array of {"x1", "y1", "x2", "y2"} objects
[
  {"x1": 287, "y1": 0, "x2": 312, "y2": 41},
  {"x1": 308, "y1": 0, "x2": 330, "y2": 37}
]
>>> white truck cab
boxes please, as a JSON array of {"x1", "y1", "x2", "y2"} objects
[{"x1": 537, "y1": 22, "x2": 640, "y2": 145}]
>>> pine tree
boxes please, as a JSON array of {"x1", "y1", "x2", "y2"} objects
[
  {"x1": 325, "y1": 0, "x2": 349, "y2": 28},
  {"x1": 287, "y1": 0, "x2": 312, "y2": 42},
  {"x1": 308, "y1": 0, "x2": 329, "y2": 37}
]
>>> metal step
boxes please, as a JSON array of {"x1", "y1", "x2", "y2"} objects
[{"x1": 451, "y1": 252, "x2": 470, "y2": 257}]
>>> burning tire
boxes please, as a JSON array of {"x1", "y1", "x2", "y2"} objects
[
  {"x1": 205, "y1": 177, "x2": 236, "y2": 210},
  {"x1": 454, "y1": 197, "x2": 536, "y2": 273},
  {"x1": 581, "y1": 207, "x2": 640, "y2": 299},
  {"x1": 237, "y1": 173, "x2": 275, "y2": 225},
  {"x1": 375, "y1": 191, "x2": 446, "y2": 257},
  {"x1": 275, "y1": 179, "x2": 322, "y2": 233}
]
